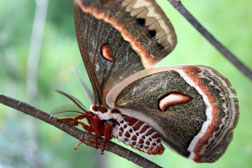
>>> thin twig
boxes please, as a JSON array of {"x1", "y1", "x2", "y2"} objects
[
  {"x1": 0, "y1": 94, "x2": 163, "y2": 168},
  {"x1": 26, "y1": 1, "x2": 49, "y2": 167},
  {"x1": 167, "y1": 0, "x2": 252, "y2": 81},
  {"x1": 27, "y1": 0, "x2": 49, "y2": 102}
]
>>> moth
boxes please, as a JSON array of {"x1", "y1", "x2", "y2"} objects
[{"x1": 56, "y1": 0, "x2": 239, "y2": 163}]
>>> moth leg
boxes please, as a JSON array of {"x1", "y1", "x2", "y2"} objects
[
  {"x1": 72, "y1": 121, "x2": 94, "y2": 151},
  {"x1": 91, "y1": 115, "x2": 103, "y2": 150},
  {"x1": 73, "y1": 113, "x2": 92, "y2": 121},
  {"x1": 56, "y1": 117, "x2": 79, "y2": 126},
  {"x1": 56, "y1": 113, "x2": 92, "y2": 127},
  {"x1": 101, "y1": 122, "x2": 113, "y2": 154},
  {"x1": 78, "y1": 121, "x2": 94, "y2": 132},
  {"x1": 74, "y1": 141, "x2": 82, "y2": 150}
]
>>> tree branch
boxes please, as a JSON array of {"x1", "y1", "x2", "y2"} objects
[
  {"x1": 0, "y1": 94, "x2": 162, "y2": 168},
  {"x1": 167, "y1": 0, "x2": 252, "y2": 81}
]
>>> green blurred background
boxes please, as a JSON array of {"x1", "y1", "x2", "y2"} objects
[{"x1": 0, "y1": 0, "x2": 252, "y2": 167}]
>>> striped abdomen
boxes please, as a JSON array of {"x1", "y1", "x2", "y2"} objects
[{"x1": 112, "y1": 115, "x2": 164, "y2": 155}]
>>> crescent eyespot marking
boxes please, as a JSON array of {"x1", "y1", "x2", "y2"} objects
[
  {"x1": 76, "y1": 0, "x2": 155, "y2": 68},
  {"x1": 158, "y1": 93, "x2": 192, "y2": 111},
  {"x1": 101, "y1": 44, "x2": 114, "y2": 62},
  {"x1": 176, "y1": 68, "x2": 219, "y2": 162}
]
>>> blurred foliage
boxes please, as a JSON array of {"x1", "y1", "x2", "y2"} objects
[{"x1": 0, "y1": 0, "x2": 252, "y2": 168}]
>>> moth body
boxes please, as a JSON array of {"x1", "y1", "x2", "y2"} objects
[{"x1": 89, "y1": 105, "x2": 164, "y2": 154}]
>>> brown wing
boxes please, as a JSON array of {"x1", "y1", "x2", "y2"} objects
[
  {"x1": 106, "y1": 65, "x2": 239, "y2": 162},
  {"x1": 74, "y1": 0, "x2": 177, "y2": 106}
]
